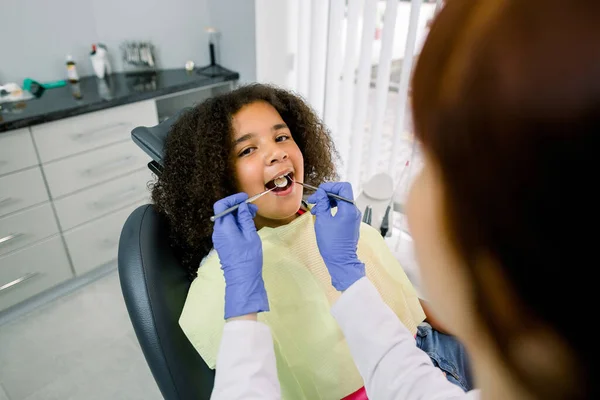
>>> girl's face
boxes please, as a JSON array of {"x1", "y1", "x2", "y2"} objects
[{"x1": 231, "y1": 101, "x2": 305, "y2": 228}]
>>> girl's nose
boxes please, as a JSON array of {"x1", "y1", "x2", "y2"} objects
[{"x1": 266, "y1": 147, "x2": 288, "y2": 165}]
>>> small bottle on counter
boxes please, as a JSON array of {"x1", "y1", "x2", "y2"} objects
[
  {"x1": 70, "y1": 82, "x2": 83, "y2": 100},
  {"x1": 66, "y1": 55, "x2": 80, "y2": 83}
]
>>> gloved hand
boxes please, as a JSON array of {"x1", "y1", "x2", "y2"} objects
[
  {"x1": 307, "y1": 182, "x2": 366, "y2": 292},
  {"x1": 212, "y1": 193, "x2": 269, "y2": 320}
]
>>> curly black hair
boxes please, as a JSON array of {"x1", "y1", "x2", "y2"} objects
[{"x1": 151, "y1": 84, "x2": 338, "y2": 280}]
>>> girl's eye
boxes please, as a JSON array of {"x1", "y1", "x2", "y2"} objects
[
  {"x1": 276, "y1": 135, "x2": 290, "y2": 143},
  {"x1": 238, "y1": 147, "x2": 255, "y2": 157}
]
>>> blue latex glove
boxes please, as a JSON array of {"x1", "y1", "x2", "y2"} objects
[
  {"x1": 212, "y1": 192, "x2": 269, "y2": 319},
  {"x1": 307, "y1": 182, "x2": 366, "y2": 291}
]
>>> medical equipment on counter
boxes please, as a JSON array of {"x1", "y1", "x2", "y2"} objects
[
  {"x1": 90, "y1": 43, "x2": 112, "y2": 79},
  {"x1": 355, "y1": 173, "x2": 394, "y2": 237},
  {"x1": 121, "y1": 41, "x2": 157, "y2": 75},
  {"x1": 0, "y1": 83, "x2": 34, "y2": 103},
  {"x1": 362, "y1": 205, "x2": 372, "y2": 225}
]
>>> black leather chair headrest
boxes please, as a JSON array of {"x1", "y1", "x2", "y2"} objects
[{"x1": 131, "y1": 107, "x2": 191, "y2": 170}]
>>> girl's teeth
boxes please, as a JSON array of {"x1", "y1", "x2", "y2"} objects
[{"x1": 274, "y1": 176, "x2": 288, "y2": 188}]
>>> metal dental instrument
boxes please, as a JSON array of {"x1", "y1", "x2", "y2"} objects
[
  {"x1": 292, "y1": 179, "x2": 356, "y2": 205},
  {"x1": 210, "y1": 178, "x2": 288, "y2": 222}
]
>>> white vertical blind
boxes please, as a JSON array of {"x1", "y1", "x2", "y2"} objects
[
  {"x1": 296, "y1": 0, "x2": 312, "y2": 99},
  {"x1": 323, "y1": 0, "x2": 345, "y2": 142},
  {"x1": 308, "y1": 0, "x2": 330, "y2": 118},
  {"x1": 337, "y1": 0, "x2": 363, "y2": 178},
  {"x1": 268, "y1": 0, "x2": 429, "y2": 189},
  {"x1": 286, "y1": 0, "x2": 300, "y2": 90},
  {"x1": 367, "y1": 0, "x2": 399, "y2": 180},
  {"x1": 389, "y1": 0, "x2": 422, "y2": 175},
  {"x1": 348, "y1": 0, "x2": 379, "y2": 189},
  {"x1": 435, "y1": 0, "x2": 444, "y2": 14}
]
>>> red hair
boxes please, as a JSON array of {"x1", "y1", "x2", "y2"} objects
[{"x1": 412, "y1": 1, "x2": 600, "y2": 398}]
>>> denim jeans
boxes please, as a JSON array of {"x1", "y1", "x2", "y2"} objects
[{"x1": 416, "y1": 322, "x2": 474, "y2": 392}]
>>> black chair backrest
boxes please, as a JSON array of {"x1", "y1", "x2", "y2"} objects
[
  {"x1": 131, "y1": 107, "x2": 191, "y2": 174},
  {"x1": 119, "y1": 205, "x2": 214, "y2": 400},
  {"x1": 119, "y1": 108, "x2": 214, "y2": 399}
]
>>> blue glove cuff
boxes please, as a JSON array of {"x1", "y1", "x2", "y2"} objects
[
  {"x1": 331, "y1": 260, "x2": 366, "y2": 292},
  {"x1": 224, "y1": 280, "x2": 270, "y2": 320}
]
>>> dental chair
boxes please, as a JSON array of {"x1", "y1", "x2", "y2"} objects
[{"x1": 118, "y1": 109, "x2": 215, "y2": 400}]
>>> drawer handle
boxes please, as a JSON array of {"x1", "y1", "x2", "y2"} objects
[
  {"x1": 81, "y1": 155, "x2": 135, "y2": 177},
  {"x1": 71, "y1": 122, "x2": 129, "y2": 142},
  {"x1": 0, "y1": 272, "x2": 40, "y2": 293},
  {"x1": 101, "y1": 238, "x2": 119, "y2": 249},
  {"x1": 0, "y1": 232, "x2": 23, "y2": 246},
  {"x1": 92, "y1": 186, "x2": 142, "y2": 210},
  {"x1": 0, "y1": 197, "x2": 13, "y2": 207}
]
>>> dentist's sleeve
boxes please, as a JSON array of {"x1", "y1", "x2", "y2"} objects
[
  {"x1": 211, "y1": 320, "x2": 281, "y2": 400},
  {"x1": 331, "y1": 277, "x2": 480, "y2": 400}
]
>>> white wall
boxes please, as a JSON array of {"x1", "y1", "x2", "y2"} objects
[
  {"x1": 208, "y1": 0, "x2": 257, "y2": 83},
  {"x1": 255, "y1": 0, "x2": 296, "y2": 88},
  {"x1": 0, "y1": 0, "x2": 256, "y2": 83},
  {"x1": 1, "y1": 0, "x2": 102, "y2": 83}
]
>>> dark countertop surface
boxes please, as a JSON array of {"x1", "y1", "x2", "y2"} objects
[{"x1": 0, "y1": 68, "x2": 239, "y2": 133}]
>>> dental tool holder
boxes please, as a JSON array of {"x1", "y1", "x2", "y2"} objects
[
  {"x1": 197, "y1": 27, "x2": 230, "y2": 77},
  {"x1": 355, "y1": 173, "x2": 394, "y2": 237},
  {"x1": 121, "y1": 41, "x2": 157, "y2": 76}
]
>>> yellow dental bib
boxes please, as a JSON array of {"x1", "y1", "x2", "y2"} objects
[{"x1": 180, "y1": 211, "x2": 425, "y2": 399}]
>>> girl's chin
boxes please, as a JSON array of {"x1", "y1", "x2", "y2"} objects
[{"x1": 256, "y1": 200, "x2": 303, "y2": 223}]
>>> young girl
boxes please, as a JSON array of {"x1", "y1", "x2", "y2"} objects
[{"x1": 151, "y1": 84, "x2": 470, "y2": 399}]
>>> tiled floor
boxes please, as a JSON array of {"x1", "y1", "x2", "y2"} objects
[{"x1": 0, "y1": 270, "x2": 162, "y2": 400}]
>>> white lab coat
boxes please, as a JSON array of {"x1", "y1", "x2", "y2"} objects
[{"x1": 211, "y1": 277, "x2": 480, "y2": 399}]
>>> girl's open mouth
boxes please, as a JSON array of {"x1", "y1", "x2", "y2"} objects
[{"x1": 265, "y1": 172, "x2": 295, "y2": 196}]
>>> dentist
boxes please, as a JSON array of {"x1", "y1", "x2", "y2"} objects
[{"x1": 210, "y1": 0, "x2": 597, "y2": 399}]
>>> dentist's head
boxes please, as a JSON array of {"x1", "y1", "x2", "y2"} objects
[{"x1": 407, "y1": 1, "x2": 598, "y2": 398}]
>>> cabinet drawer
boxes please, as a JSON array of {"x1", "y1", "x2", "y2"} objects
[
  {"x1": 0, "y1": 237, "x2": 72, "y2": 312},
  {"x1": 43, "y1": 140, "x2": 149, "y2": 199},
  {"x1": 0, "y1": 203, "x2": 59, "y2": 256},
  {"x1": 54, "y1": 168, "x2": 153, "y2": 230},
  {"x1": 64, "y1": 202, "x2": 144, "y2": 276},
  {"x1": 0, "y1": 129, "x2": 37, "y2": 176},
  {"x1": 31, "y1": 101, "x2": 158, "y2": 163},
  {"x1": 0, "y1": 168, "x2": 49, "y2": 218}
]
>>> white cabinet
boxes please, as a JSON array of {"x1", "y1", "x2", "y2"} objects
[
  {"x1": 31, "y1": 101, "x2": 158, "y2": 163},
  {"x1": 54, "y1": 168, "x2": 153, "y2": 231},
  {"x1": 0, "y1": 204, "x2": 60, "y2": 256},
  {"x1": 64, "y1": 202, "x2": 145, "y2": 276},
  {"x1": 0, "y1": 128, "x2": 38, "y2": 176},
  {"x1": 0, "y1": 237, "x2": 72, "y2": 313},
  {"x1": 43, "y1": 140, "x2": 150, "y2": 199},
  {"x1": 0, "y1": 100, "x2": 157, "y2": 313},
  {"x1": 0, "y1": 168, "x2": 49, "y2": 218}
]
